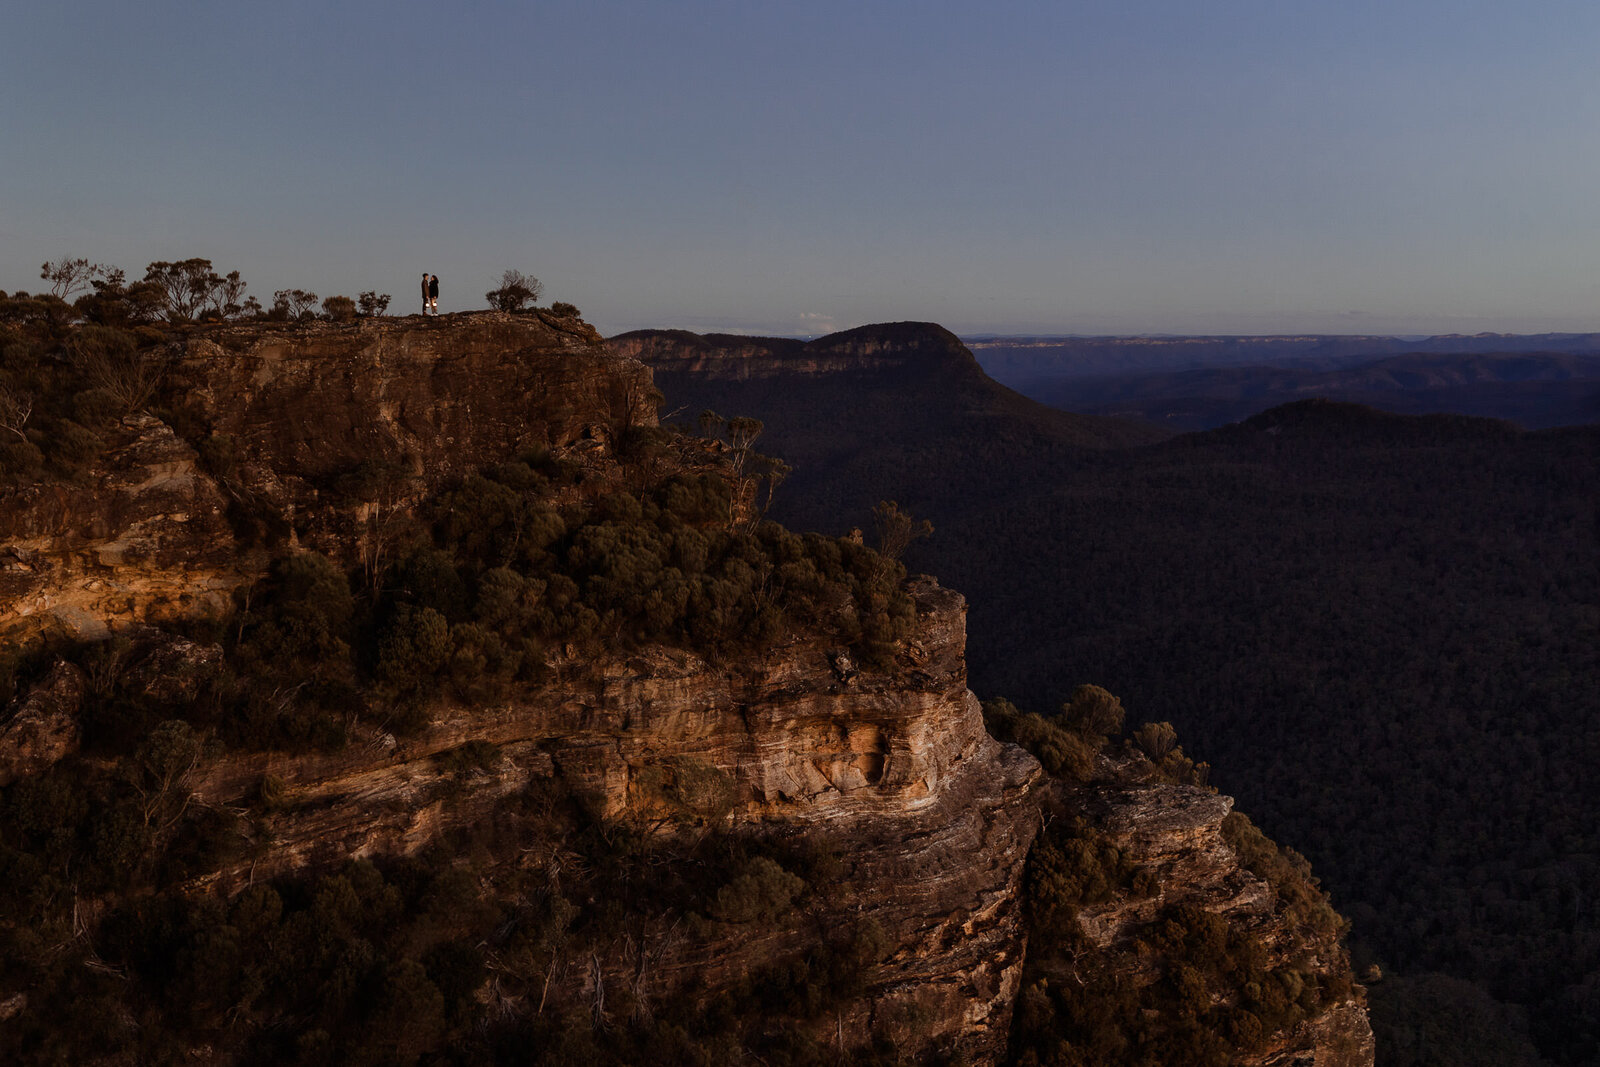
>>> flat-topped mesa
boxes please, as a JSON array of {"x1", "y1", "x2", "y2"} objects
[
  {"x1": 610, "y1": 322, "x2": 1172, "y2": 475},
  {"x1": 610, "y1": 321, "x2": 985, "y2": 382}
]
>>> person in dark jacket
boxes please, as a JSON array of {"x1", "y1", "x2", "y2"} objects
[
  {"x1": 428, "y1": 274, "x2": 440, "y2": 315},
  {"x1": 421, "y1": 272, "x2": 432, "y2": 315}
]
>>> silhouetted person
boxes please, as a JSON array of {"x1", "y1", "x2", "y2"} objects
[
  {"x1": 428, "y1": 274, "x2": 440, "y2": 315},
  {"x1": 421, "y1": 273, "x2": 431, "y2": 315}
]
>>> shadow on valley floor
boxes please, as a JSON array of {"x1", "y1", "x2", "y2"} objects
[{"x1": 625, "y1": 325, "x2": 1600, "y2": 1067}]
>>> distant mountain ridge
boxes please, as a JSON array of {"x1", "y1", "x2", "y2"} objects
[
  {"x1": 967, "y1": 331, "x2": 1600, "y2": 382},
  {"x1": 968, "y1": 334, "x2": 1600, "y2": 430},
  {"x1": 620, "y1": 321, "x2": 982, "y2": 381},
  {"x1": 1036, "y1": 351, "x2": 1600, "y2": 431}
]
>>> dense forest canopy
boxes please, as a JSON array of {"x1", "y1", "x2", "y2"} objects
[{"x1": 643, "y1": 332, "x2": 1600, "y2": 1067}]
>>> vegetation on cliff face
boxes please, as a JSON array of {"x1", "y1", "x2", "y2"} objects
[
  {"x1": 985, "y1": 693, "x2": 1355, "y2": 1066},
  {"x1": 218, "y1": 455, "x2": 917, "y2": 748},
  {"x1": 0, "y1": 741, "x2": 909, "y2": 1066},
  {"x1": 630, "y1": 325, "x2": 1597, "y2": 1066},
  {"x1": 1, "y1": 309, "x2": 1365, "y2": 1065},
  {"x1": 4, "y1": 417, "x2": 917, "y2": 754},
  {"x1": 0, "y1": 489, "x2": 930, "y2": 1063}
]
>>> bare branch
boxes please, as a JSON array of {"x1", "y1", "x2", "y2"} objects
[
  {"x1": 40, "y1": 257, "x2": 105, "y2": 300},
  {"x1": 486, "y1": 270, "x2": 544, "y2": 312},
  {"x1": 0, "y1": 384, "x2": 34, "y2": 441}
]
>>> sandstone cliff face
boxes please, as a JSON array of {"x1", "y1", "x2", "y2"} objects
[
  {"x1": 179, "y1": 576, "x2": 1041, "y2": 1060},
  {"x1": 0, "y1": 314, "x2": 1368, "y2": 1065},
  {"x1": 171, "y1": 312, "x2": 654, "y2": 518},
  {"x1": 0, "y1": 312, "x2": 654, "y2": 645},
  {"x1": 0, "y1": 414, "x2": 240, "y2": 643},
  {"x1": 1063, "y1": 774, "x2": 1375, "y2": 1066}
]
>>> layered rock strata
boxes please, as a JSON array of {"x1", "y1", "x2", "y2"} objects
[
  {"x1": 0, "y1": 415, "x2": 240, "y2": 642},
  {"x1": 183, "y1": 577, "x2": 1043, "y2": 1059},
  {"x1": 0, "y1": 312, "x2": 655, "y2": 644},
  {"x1": 0, "y1": 313, "x2": 1370, "y2": 1064}
]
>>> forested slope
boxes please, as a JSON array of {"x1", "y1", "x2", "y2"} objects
[{"x1": 632, "y1": 322, "x2": 1600, "y2": 1067}]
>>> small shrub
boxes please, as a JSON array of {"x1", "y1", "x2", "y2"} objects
[
  {"x1": 484, "y1": 270, "x2": 543, "y2": 312},
  {"x1": 1132, "y1": 721, "x2": 1178, "y2": 762},
  {"x1": 1062, "y1": 683, "x2": 1125, "y2": 737},
  {"x1": 983, "y1": 697, "x2": 1098, "y2": 780},
  {"x1": 235, "y1": 552, "x2": 355, "y2": 675},
  {"x1": 709, "y1": 857, "x2": 806, "y2": 923},
  {"x1": 357, "y1": 291, "x2": 391, "y2": 317},
  {"x1": 272, "y1": 289, "x2": 319, "y2": 320},
  {"x1": 321, "y1": 295, "x2": 357, "y2": 322},
  {"x1": 376, "y1": 604, "x2": 453, "y2": 689}
]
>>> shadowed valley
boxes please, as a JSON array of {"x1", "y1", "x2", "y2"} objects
[{"x1": 625, "y1": 324, "x2": 1599, "y2": 1067}]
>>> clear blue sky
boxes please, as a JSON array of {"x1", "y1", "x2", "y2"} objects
[{"x1": 5, "y1": 0, "x2": 1600, "y2": 337}]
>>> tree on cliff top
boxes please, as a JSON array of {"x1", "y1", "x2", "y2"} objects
[
  {"x1": 322, "y1": 295, "x2": 357, "y2": 322},
  {"x1": 271, "y1": 288, "x2": 320, "y2": 321},
  {"x1": 485, "y1": 270, "x2": 543, "y2": 312},
  {"x1": 143, "y1": 258, "x2": 247, "y2": 321},
  {"x1": 40, "y1": 257, "x2": 110, "y2": 300}
]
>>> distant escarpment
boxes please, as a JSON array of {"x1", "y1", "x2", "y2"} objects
[
  {"x1": 0, "y1": 310, "x2": 1365, "y2": 1064},
  {"x1": 610, "y1": 323, "x2": 1169, "y2": 541},
  {"x1": 616, "y1": 322, "x2": 999, "y2": 383},
  {"x1": 612, "y1": 323, "x2": 1169, "y2": 446}
]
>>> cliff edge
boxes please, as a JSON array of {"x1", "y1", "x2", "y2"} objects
[{"x1": 0, "y1": 311, "x2": 1367, "y2": 1064}]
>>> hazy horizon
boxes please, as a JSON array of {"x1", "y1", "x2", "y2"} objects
[{"x1": 9, "y1": 1, "x2": 1600, "y2": 340}]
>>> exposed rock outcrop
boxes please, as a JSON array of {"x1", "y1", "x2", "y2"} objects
[
  {"x1": 0, "y1": 313, "x2": 1368, "y2": 1065},
  {"x1": 170, "y1": 312, "x2": 655, "y2": 532},
  {"x1": 0, "y1": 659, "x2": 84, "y2": 786},
  {"x1": 0, "y1": 312, "x2": 656, "y2": 644},
  {"x1": 180, "y1": 575, "x2": 1043, "y2": 1060},
  {"x1": 1064, "y1": 775, "x2": 1374, "y2": 1066},
  {"x1": 0, "y1": 414, "x2": 239, "y2": 642}
]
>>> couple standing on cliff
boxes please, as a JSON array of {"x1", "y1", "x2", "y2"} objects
[{"x1": 421, "y1": 273, "x2": 440, "y2": 315}]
